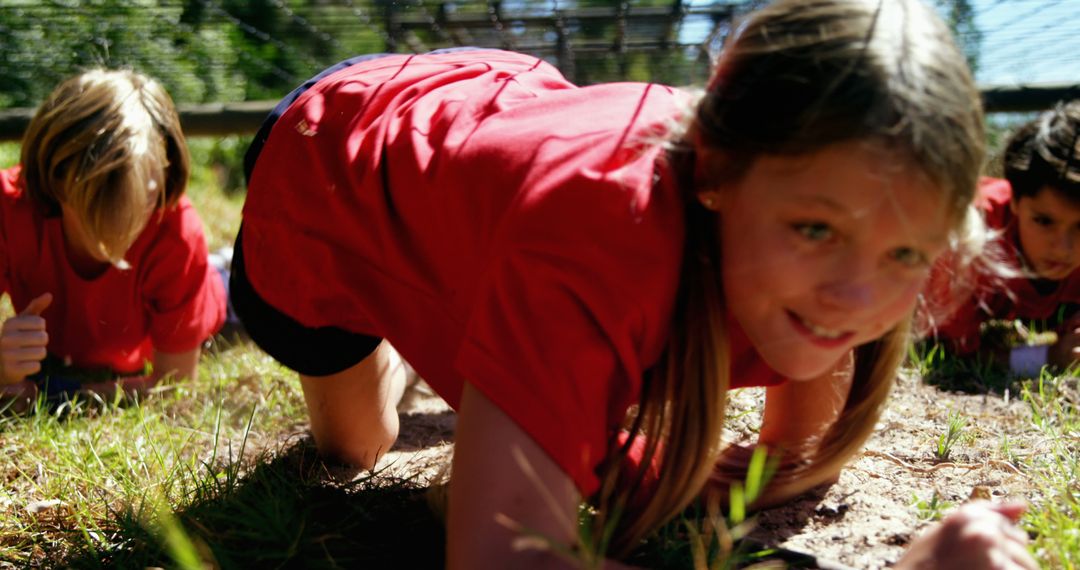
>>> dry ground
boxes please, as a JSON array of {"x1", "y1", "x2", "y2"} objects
[{"x1": 371, "y1": 370, "x2": 1042, "y2": 569}]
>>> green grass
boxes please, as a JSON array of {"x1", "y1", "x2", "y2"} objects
[
  {"x1": 934, "y1": 410, "x2": 968, "y2": 461},
  {"x1": 911, "y1": 337, "x2": 1080, "y2": 569},
  {"x1": 0, "y1": 343, "x2": 309, "y2": 567},
  {"x1": 911, "y1": 492, "x2": 953, "y2": 522},
  {"x1": 1017, "y1": 375, "x2": 1080, "y2": 569}
]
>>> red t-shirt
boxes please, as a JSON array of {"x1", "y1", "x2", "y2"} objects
[
  {"x1": 929, "y1": 177, "x2": 1080, "y2": 354},
  {"x1": 0, "y1": 165, "x2": 226, "y2": 374},
  {"x1": 243, "y1": 50, "x2": 784, "y2": 495}
]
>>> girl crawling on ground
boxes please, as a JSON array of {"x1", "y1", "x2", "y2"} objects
[{"x1": 232, "y1": 0, "x2": 1036, "y2": 567}]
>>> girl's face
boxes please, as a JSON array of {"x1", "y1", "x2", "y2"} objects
[
  {"x1": 1011, "y1": 186, "x2": 1080, "y2": 280},
  {"x1": 710, "y1": 141, "x2": 951, "y2": 381}
]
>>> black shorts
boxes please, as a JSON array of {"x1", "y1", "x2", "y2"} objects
[{"x1": 229, "y1": 229, "x2": 382, "y2": 377}]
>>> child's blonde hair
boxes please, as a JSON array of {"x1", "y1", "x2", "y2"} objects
[
  {"x1": 20, "y1": 68, "x2": 189, "y2": 265},
  {"x1": 600, "y1": 0, "x2": 986, "y2": 555}
]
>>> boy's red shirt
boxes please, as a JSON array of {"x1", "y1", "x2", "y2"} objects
[{"x1": 0, "y1": 165, "x2": 226, "y2": 374}]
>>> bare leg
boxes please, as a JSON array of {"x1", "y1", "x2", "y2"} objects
[{"x1": 300, "y1": 340, "x2": 408, "y2": 469}]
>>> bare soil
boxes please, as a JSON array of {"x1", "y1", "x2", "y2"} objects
[{"x1": 372, "y1": 371, "x2": 1041, "y2": 569}]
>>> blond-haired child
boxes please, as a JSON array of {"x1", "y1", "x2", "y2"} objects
[{"x1": 0, "y1": 69, "x2": 226, "y2": 405}]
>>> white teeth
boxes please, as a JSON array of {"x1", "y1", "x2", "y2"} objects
[{"x1": 799, "y1": 315, "x2": 845, "y2": 339}]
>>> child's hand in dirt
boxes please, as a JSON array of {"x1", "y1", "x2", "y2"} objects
[
  {"x1": 895, "y1": 501, "x2": 1037, "y2": 570},
  {"x1": 1, "y1": 293, "x2": 52, "y2": 384}
]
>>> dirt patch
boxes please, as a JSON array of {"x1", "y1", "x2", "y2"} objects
[
  {"x1": 740, "y1": 373, "x2": 1038, "y2": 568},
  {"x1": 373, "y1": 371, "x2": 1039, "y2": 568}
]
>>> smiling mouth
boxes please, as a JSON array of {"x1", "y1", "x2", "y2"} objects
[{"x1": 787, "y1": 310, "x2": 854, "y2": 345}]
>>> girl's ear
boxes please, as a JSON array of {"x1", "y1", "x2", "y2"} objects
[
  {"x1": 694, "y1": 145, "x2": 731, "y2": 212},
  {"x1": 1009, "y1": 198, "x2": 1019, "y2": 216},
  {"x1": 697, "y1": 191, "x2": 722, "y2": 211}
]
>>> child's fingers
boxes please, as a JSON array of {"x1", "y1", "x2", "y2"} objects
[
  {"x1": 0, "y1": 331, "x2": 49, "y2": 383},
  {"x1": 4, "y1": 345, "x2": 49, "y2": 364},
  {"x1": 2, "y1": 315, "x2": 48, "y2": 335},
  {"x1": 987, "y1": 500, "x2": 1028, "y2": 523},
  {"x1": 18, "y1": 292, "x2": 53, "y2": 317},
  {"x1": 0, "y1": 327, "x2": 49, "y2": 348},
  {"x1": 1, "y1": 358, "x2": 43, "y2": 379}
]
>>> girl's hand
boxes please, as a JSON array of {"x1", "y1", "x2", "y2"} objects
[
  {"x1": 895, "y1": 501, "x2": 1037, "y2": 570},
  {"x1": 1, "y1": 293, "x2": 52, "y2": 384}
]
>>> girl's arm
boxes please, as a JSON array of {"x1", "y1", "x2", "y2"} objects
[
  {"x1": 758, "y1": 353, "x2": 853, "y2": 457},
  {"x1": 450, "y1": 383, "x2": 630, "y2": 569},
  {"x1": 748, "y1": 354, "x2": 855, "y2": 508}
]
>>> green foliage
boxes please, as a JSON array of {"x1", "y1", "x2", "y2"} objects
[
  {"x1": 0, "y1": 1, "x2": 234, "y2": 106},
  {"x1": 934, "y1": 410, "x2": 967, "y2": 461},
  {"x1": 0, "y1": 141, "x2": 18, "y2": 169},
  {"x1": 0, "y1": 0, "x2": 732, "y2": 110},
  {"x1": 931, "y1": 0, "x2": 981, "y2": 73},
  {"x1": 1018, "y1": 375, "x2": 1080, "y2": 569},
  {"x1": 495, "y1": 445, "x2": 783, "y2": 569},
  {"x1": 911, "y1": 335, "x2": 1080, "y2": 566},
  {"x1": 908, "y1": 340, "x2": 1014, "y2": 394},
  {"x1": 0, "y1": 0, "x2": 384, "y2": 108},
  {"x1": 627, "y1": 446, "x2": 781, "y2": 569},
  {"x1": 911, "y1": 492, "x2": 953, "y2": 522},
  {"x1": 187, "y1": 135, "x2": 250, "y2": 196},
  {"x1": 999, "y1": 434, "x2": 1019, "y2": 466}
]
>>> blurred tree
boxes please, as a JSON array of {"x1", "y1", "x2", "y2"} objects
[
  {"x1": 933, "y1": 0, "x2": 982, "y2": 73},
  {"x1": 0, "y1": 0, "x2": 383, "y2": 108},
  {"x1": 0, "y1": 0, "x2": 982, "y2": 109}
]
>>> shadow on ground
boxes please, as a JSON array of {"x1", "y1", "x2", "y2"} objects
[{"x1": 60, "y1": 439, "x2": 447, "y2": 569}]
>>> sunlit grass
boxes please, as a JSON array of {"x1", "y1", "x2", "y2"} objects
[
  {"x1": 1018, "y1": 374, "x2": 1080, "y2": 569},
  {"x1": 0, "y1": 342, "x2": 307, "y2": 567}
]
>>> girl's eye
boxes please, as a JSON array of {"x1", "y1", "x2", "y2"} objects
[
  {"x1": 890, "y1": 247, "x2": 928, "y2": 268},
  {"x1": 1033, "y1": 214, "x2": 1054, "y2": 227},
  {"x1": 793, "y1": 222, "x2": 833, "y2": 242}
]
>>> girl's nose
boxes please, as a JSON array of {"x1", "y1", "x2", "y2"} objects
[{"x1": 816, "y1": 278, "x2": 876, "y2": 312}]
